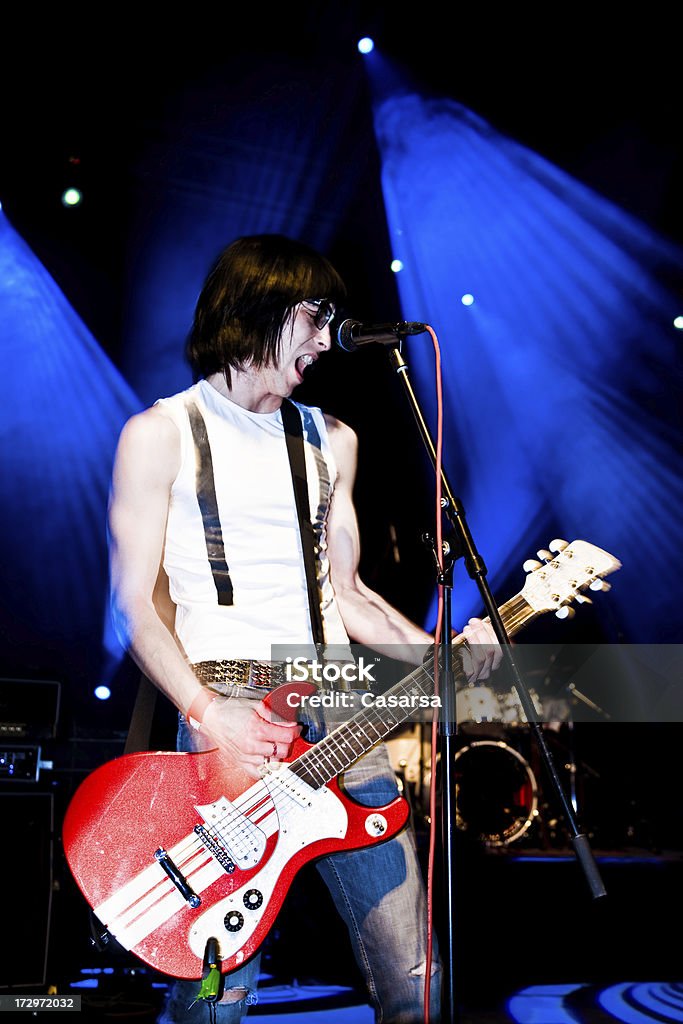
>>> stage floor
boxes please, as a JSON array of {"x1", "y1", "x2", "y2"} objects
[{"x1": 25, "y1": 846, "x2": 683, "y2": 1022}]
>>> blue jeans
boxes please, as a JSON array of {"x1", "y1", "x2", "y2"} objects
[{"x1": 158, "y1": 698, "x2": 441, "y2": 1023}]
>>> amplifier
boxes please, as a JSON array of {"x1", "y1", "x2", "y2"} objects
[
  {"x1": 0, "y1": 744, "x2": 53, "y2": 783},
  {"x1": 0, "y1": 791, "x2": 53, "y2": 988},
  {"x1": 0, "y1": 678, "x2": 60, "y2": 740}
]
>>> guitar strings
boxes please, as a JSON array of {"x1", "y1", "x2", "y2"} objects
[{"x1": 177, "y1": 596, "x2": 534, "y2": 868}]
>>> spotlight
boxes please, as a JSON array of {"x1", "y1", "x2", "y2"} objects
[
  {"x1": 391, "y1": 259, "x2": 404, "y2": 273},
  {"x1": 61, "y1": 188, "x2": 83, "y2": 207},
  {"x1": 94, "y1": 685, "x2": 111, "y2": 701},
  {"x1": 358, "y1": 37, "x2": 374, "y2": 54},
  {"x1": 673, "y1": 315, "x2": 683, "y2": 330},
  {"x1": 461, "y1": 293, "x2": 475, "y2": 306}
]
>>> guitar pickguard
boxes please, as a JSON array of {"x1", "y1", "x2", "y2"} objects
[{"x1": 188, "y1": 781, "x2": 348, "y2": 963}]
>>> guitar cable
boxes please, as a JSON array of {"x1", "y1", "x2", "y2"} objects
[{"x1": 190, "y1": 937, "x2": 222, "y2": 1021}]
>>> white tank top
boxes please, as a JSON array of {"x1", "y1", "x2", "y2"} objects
[{"x1": 155, "y1": 379, "x2": 351, "y2": 662}]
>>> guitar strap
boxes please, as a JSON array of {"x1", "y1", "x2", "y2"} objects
[
  {"x1": 280, "y1": 398, "x2": 327, "y2": 652},
  {"x1": 186, "y1": 399, "x2": 234, "y2": 607}
]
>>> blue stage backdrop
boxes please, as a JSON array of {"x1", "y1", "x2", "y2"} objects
[
  {"x1": 365, "y1": 80, "x2": 683, "y2": 644},
  {"x1": 0, "y1": 208, "x2": 141, "y2": 720}
]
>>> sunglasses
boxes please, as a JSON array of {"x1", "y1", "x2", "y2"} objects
[{"x1": 301, "y1": 298, "x2": 336, "y2": 330}]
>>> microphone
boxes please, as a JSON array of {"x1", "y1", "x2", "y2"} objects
[{"x1": 336, "y1": 318, "x2": 428, "y2": 352}]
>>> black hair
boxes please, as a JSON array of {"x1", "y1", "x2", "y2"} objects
[{"x1": 186, "y1": 234, "x2": 346, "y2": 384}]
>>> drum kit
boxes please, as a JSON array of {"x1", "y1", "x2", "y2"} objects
[{"x1": 386, "y1": 682, "x2": 575, "y2": 848}]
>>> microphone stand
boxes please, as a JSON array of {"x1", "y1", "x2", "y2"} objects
[{"x1": 385, "y1": 342, "x2": 607, "y2": 1024}]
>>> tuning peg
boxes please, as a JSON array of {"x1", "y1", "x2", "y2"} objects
[
  {"x1": 589, "y1": 579, "x2": 611, "y2": 592},
  {"x1": 537, "y1": 549, "x2": 553, "y2": 562},
  {"x1": 523, "y1": 559, "x2": 543, "y2": 573},
  {"x1": 549, "y1": 539, "x2": 569, "y2": 552},
  {"x1": 555, "y1": 606, "x2": 576, "y2": 620},
  {"x1": 575, "y1": 594, "x2": 592, "y2": 604}
]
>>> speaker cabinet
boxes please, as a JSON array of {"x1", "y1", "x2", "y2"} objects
[{"x1": 0, "y1": 791, "x2": 53, "y2": 988}]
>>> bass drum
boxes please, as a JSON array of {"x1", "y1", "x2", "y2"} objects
[{"x1": 454, "y1": 740, "x2": 538, "y2": 846}]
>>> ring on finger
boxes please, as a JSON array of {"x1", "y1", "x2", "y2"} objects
[{"x1": 264, "y1": 741, "x2": 278, "y2": 766}]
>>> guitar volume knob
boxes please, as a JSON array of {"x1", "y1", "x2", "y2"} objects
[
  {"x1": 243, "y1": 889, "x2": 263, "y2": 910},
  {"x1": 224, "y1": 911, "x2": 244, "y2": 932}
]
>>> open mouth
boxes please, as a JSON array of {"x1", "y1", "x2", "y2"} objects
[{"x1": 295, "y1": 353, "x2": 316, "y2": 381}]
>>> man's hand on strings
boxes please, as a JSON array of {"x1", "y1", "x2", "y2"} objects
[
  {"x1": 201, "y1": 697, "x2": 301, "y2": 779},
  {"x1": 454, "y1": 617, "x2": 502, "y2": 683}
]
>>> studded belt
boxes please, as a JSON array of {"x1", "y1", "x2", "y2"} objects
[
  {"x1": 191, "y1": 658, "x2": 367, "y2": 692},
  {"x1": 191, "y1": 660, "x2": 290, "y2": 690}
]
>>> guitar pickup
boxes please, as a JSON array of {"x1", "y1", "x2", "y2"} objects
[
  {"x1": 194, "y1": 824, "x2": 236, "y2": 873},
  {"x1": 154, "y1": 847, "x2": 201, "y2": 908}
]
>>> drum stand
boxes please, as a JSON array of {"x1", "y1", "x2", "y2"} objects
[{"x1": 385, "y1": 342, "x2": 608, "y2": 1024}]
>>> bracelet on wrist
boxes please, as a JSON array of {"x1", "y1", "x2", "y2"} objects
[{"x1": 186, "y1": 688, "x2": 217, "y2": 732}]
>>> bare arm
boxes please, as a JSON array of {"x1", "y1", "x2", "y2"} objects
[
  {"x1": 108, "y1": 408, "x2": 197, "y2": 702},
  {"x1": 324, "y1": 414, "x2": 501, "y2": 678},
  {"x1": 108, "y1": 407, "x2": 299, "y2": 776}
]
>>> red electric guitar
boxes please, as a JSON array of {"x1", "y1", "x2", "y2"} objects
[{"x1": 63, "y1": 539, "x2": 620, "y2": 979}]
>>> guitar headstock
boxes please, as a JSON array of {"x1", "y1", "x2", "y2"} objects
[{"x1": 520, "y1": 539, "x2": 621, "y2": 617}]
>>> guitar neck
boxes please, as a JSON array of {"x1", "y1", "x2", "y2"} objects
[{"x1": 289, "y1": 590, "x2": 538, "y2": 790}]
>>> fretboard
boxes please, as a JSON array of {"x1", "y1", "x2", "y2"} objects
[{"x1": 290, "y1": 590, "x2": 537, "y2": 790}]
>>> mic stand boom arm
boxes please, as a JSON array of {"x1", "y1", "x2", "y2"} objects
[{"x1": 386, "y1": 343, "x2": 606, "y2": 1019}]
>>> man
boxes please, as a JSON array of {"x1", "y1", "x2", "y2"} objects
[{"x1": 109, "y1": 234, "x2": 500, "y2": 1022}]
